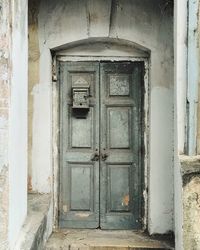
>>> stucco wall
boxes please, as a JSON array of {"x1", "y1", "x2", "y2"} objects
[
  {"x1": 9, "y1": 0, "x2": 28, "y2": 249},
  {"x1": 0, "y1": 0, "x2": 28, "y2": 249},
  {"x1": 0, "y1": 0, "x2": 11, "y2": 248},
  {"x1": 28, "y1": 0, "x2": 40, "y2": 192},
  {"x1": 29, "y1": 0, "x2": 174, "y2": 234}
]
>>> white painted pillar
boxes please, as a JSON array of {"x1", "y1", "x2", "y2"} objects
[
  {"x1": 0, "y1": 0, "x2": 28, "y2": 249},
  {"x1": 8, "y1": 0, "x2": 28, "y2": 248},
  {"x1": 187, "y1": 0, "x2": 199, "y2": 155},
  {"x1": 0, "y1": 1, "x2": 12, "y2": 248},
  {"x1": 174, "y1": 0, "x2": 187, "y2": 249}
]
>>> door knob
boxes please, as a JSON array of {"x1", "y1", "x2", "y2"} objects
[
  {"x1": 91, "y1": 153, "x2": 99, "y2": 161},
  {"x1": 101, "y1": 153, "x2": 108, "y2": 161}
]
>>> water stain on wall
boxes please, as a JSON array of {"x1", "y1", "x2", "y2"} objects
[{"x1": 28, "y1": 0, "x2": 40, "y2": 191}]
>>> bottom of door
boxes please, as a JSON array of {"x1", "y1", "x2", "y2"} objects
[{"x1": 59, "y1": 215, "x2": 141, "y2": 230}]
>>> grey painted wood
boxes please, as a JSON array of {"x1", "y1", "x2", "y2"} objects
[
  {"x1": 59, "y1": 61, "x2": 144, "y2": 229},
  {"x1": 59, "y1": 62, "x2": 100, "y2": 228},
  {"x1": 100, "y1": 62, "x2": 144, "y2": 229}
]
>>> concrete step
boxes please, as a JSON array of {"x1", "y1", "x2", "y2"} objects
[
  {"x1": 14, "y1": 194, "x2": 51, "y2": 250},
  {"x1": 45, "y1": 230, "x2": 174, "y2": 250}
]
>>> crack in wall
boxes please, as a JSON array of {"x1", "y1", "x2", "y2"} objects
[{"x1": 109, "y1": 0, "x2": 118, "y2": 37}]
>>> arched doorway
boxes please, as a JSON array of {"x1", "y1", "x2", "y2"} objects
[{"x1": 53, "y1": 39, "x2": 149, "y2": 229}]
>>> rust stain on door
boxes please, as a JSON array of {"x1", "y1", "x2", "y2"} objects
[{"x1": 122, "y1": 194, "x2": 129, "y2": 206}]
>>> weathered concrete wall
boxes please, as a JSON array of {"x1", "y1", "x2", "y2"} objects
[
  {"x1": 28, "y1": 0, "x2": 40, "y2": 192},
  {"x1": 14, "y1": 194, "x2": 52, "y2": 250},
  {"x1": 29, "y1": 0, "x2": 174, "y2": 234},
  {"x1": 28, "y1": 0, "x2": 51, "y2": 193},
  {"x1": 183, "y1": 176, "x2": 200, "y2": 249},
  {"x1": 8, "y1": 0, "x2": 28, "y2": 249},
  {"x1": 0, "y1": 0, "x2": 11, "y2": 248},
  {"x1": 181, "y1": 156, "x2": 200, "y2": 250},
  {"x1": 0, "y1": 0, "x2": 28, "y2": 248},
  {"x1": 6, "y1": 0, "x2": 28, "y2": 249}
]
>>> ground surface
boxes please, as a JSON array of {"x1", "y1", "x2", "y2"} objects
[{"x1": 45, "y1": 229, "x2": 174, "y2": 250}]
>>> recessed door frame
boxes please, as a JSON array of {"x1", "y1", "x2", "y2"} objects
[{"x1": 52, "y1": 54, "x2": 149, "y2": 230}]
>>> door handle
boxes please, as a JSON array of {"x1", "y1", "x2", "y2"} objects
[
  {"x1": 91, "y1": 153, "x2": 99, "y2": 161},
  {"x1": 101, "y1": 153, "x2": 108, "y2": 161}
]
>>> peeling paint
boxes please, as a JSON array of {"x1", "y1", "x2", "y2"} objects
[
  {"x1": 75, "y1": 213, "x2": 90, "y2": 218},
  {"x1": 62, "y1": 205, "x2": 68, "y2": 213},
  {"x1": 122, "y1": 194, "x2": 129, "y2": 207},
  {"x1": 28, "y1": 175, "x2": 33, "y2": 192}
]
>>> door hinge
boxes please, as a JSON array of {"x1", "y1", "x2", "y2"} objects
[
  {"x1": 52, "y1": 56, "x2": 57, "y2": 82},
  {"x1": 52, "y1": 73, "x2": 57, "y2": 81}
]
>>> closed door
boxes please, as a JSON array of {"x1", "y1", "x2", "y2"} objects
[{"x1": 59, "y1": 61, "x2": 144, "y2": 230}]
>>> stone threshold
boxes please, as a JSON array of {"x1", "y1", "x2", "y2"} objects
[
  {"x1": 14, "y1": 193, "x2": 52, "y2": 250},
  {"x1": 45, "y1": 229, "x2": 174, "y2": 250}
]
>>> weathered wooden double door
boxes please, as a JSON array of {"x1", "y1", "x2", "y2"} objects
[{"x1": 59, "y1": 61, "x2": 144, "y2": 229}]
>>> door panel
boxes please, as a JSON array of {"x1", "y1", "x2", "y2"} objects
[
  {"x1": 71, "y1": 107, "x2": 94, "y2": 148},
  {"x1": 59, "y1": 62, "x2": 100, "y2": 228},
  {"x1": 108, "y1": 164, "x2": 130, "y2": 212},
  {"x1": 59, "y1": 61, "x2": 144, "y2": 230},
  {"x1": 70, "y1": 164, "x2": 93, "y2": 211},
  {"x1": 108, "y1": 107, "x2": 131, "y2": 149},
  {"x1": 100, "y1": 62, "x2": 143, "y2": 229}
]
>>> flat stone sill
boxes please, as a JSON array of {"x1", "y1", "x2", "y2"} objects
[
  {"x1": 179, "y1": 155, "x2": 200, "y2": 176},
  {"x1": 46, "y1": 230, "x2": 174, "y2": 250},
  {"x1": 14, "y1": 193, "x2": 51, "y2": 250}
]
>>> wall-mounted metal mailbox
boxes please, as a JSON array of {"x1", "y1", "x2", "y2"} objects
[{"x1": 72, "y1": 86, "x2": 89, "y2": 110}]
